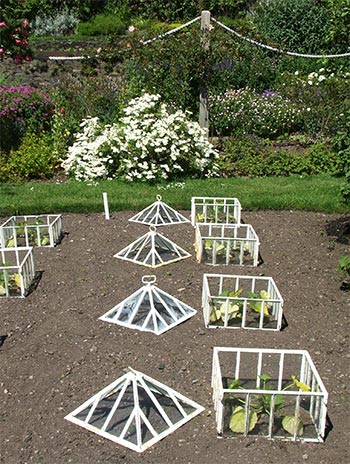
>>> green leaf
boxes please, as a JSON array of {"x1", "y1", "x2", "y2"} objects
[
  {"x1": 248, "y1": 299, "x2": 270, "y2": 316},
  {"x1": 219, "y1": 290, "x2": 230, "y2": 297},
  {"x1": 209, "y1": 307, "x2": 221, "y2": 322},
  {"x1": 274, "y1": 394, "x2": 285, "y2": 412},
  {"x1": 259, "y1": 374, "x2": 271, "y2": 383},
  {"x1": 6, "y1": 236, "x2": 15, "y2": 247},
  {"x1": 259, "y1": 290, "x2": 270, "y2": 299},
  {"x1": 228, "y1": 379, "x2": 240, "y2": 389},
  {"x1": 0, "y1": 285, "x2": 6, "y2": 296},
  {"x1": 229, "y1": 406, "x2": 258, "y2": 434},
  {"x1": 229, "y1": 288, "x2": 243, "y2": 298},
  {"x1": 282, "y1": 415, "x2": 304, "y2": 436},
  {"x1": 291, "y1": 375, "x2": 311, "y2": 392},
  {"x1": 204, "y1": 239, "x2": 213, "y2": 249},
  {"x1": 41, "y1": 236, "x2": 50, "y2": 246},
  {"x1": 219, "y1": 302, "x2": 242, "y2": 321}
]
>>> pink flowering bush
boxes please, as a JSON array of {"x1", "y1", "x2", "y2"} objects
[
  {"x1": 0, "y1": 85, "x2": 54, "y2": 152},
  {"x1": 0, "y1": 15, "x2": 32, "y2": 64}
]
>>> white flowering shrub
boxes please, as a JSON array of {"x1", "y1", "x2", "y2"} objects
[{"x1": 62, "y1": 93, "x2": 219, "y2": 182}]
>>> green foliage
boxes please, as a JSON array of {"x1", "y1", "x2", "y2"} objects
[
  {"x1": 0, "y1": 132, "x2": 60, "y2": 182},
  {"x1": 209, "y1": 88, "x2": 302, "y2": 138},
  {"x1": 50, "y1": 74, "x2": 126, "y2": 152},
  {"x1": 12, "y1": 0, "x2": 107, "y2": 21},
  {"x1": 279, "y1": 68, "x2": 350, "y2": 138},
  {"x1": 228, "y1": 374, "x2": 309, "y2": 436},
  {"x1": 123, "y1": 29, "x2": 204, "y2": 113},
  {"x1": 218, "y1": 137, "x2": 342, "y2": 177},
  {"x1": 323, "y1": 0, "x2": 350, "y2": 53},
  {"x1": 250, "y1": 0, "x2": 331, "y2": 54},
  {"x1": 338, "y1": 256, "x2": 350, "y2": 277},
  {"x1": 329, "y1": 106, "x2": 350, "y2": 203},
  {"x1": 129, "y1": 0, "x2": 198, "y2": 20},
  {"x1": 76, "y1": 13, "x2": 127, "y2": 36}
]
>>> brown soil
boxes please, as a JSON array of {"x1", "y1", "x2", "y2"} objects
[{"x1": 1, "y1": 210, "x2": 349, "y2": 464}]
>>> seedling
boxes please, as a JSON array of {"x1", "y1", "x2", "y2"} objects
[
  {"x1": 338, "y1": 256, "x2": 350, "y2": 277},
  {"x1": 0, "y1": 262, "x2": 21, "y2": 296},
  {"x1": 228, "y1": 374, "x2": 310, "y2": 436}
]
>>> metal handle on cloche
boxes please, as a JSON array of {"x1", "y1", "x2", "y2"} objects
[{"x1": 142, "y1": 275, "x2": 157, "y2": 285}]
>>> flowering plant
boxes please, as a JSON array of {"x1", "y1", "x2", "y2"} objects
[
  {"x1": 0, "y1": 7, "x2": 32, "y2": 64},
  {"x1": 0, "y1": 85, "x2": 54, "y2": 130},
  {"x1": 0, "y1": 85, "x2": 54, "y2": 152},
  {"x1": 62, "y1": 93, "x2": 219, "y2": 182},
  {"x1": 208, "y1": 88, "x2": 302, "y2": 138}
]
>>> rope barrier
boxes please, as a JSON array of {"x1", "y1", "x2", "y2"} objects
[
  {"x1": 141, "y1": 16, "x2": 201, "y2": 45},
  {"x1": 33, "y1": 13, "x2": 350, "y2": 61},
  {"x1": 211, "y1": 17, "x2": 350, "y2": 59}
]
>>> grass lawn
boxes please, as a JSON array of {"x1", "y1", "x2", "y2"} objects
[{"x1": 0, "y1": 174, "x2": 348, "y2": 216}]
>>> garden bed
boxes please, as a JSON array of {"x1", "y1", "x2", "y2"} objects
[{"x1": 0, "y1": 210, "x2": 349, "y2": 464}]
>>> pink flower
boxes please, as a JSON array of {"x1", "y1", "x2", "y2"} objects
[
  {"x1": 0, "y1": 48, "x2": 4, "y2": 56},
  {"x1": 23, "y1": 19, "x2": 29, "y2": 29},
  {"x1": 14, "y1": 53, "x2": 22, "y2": 65},
  {"x1": 15, "y1": 38, "x2": 22, "y2": 46},
  {"x1": 21, "y1": 39, "x2": 29, "y2": 48},
  {"x1": 24, "y1": 55, "x2": 32, "y2": 62},
  {"x1": 0, "y1": 21, "x2": 7, "y2": 28}
]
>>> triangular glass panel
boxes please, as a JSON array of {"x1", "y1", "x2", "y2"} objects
[
  {"x1": 65, "y1": 367, "x2": 205, "y2": 453},
  {"x1": 115, "y1": 227, "x2": 191, "y2": 268},
  {"x1": 99, "y1": 275, "x2": 197, "y2": 335},
  {"x1": 129, "y1": 195, "x2": 189, "y2": 226}
]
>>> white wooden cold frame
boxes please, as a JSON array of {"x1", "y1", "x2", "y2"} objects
[
  {"x1": 202, "y1": 273, "x2": 284, "y2": 331},
  {"x1": 0, "y1": 214, "x2": 62, "y2": 248},
  {"x1": 0, "y1": 247, "x2": 35, "y2": 297},
  {"x1": 191, "y1": 196, "x2": 241, "y2": 226},
  {"x1": 195, "y1": 223, "x2": 259, "y2": 266},
  {"x1": 212, "y1": 347, "x2": 328, "y2": 443}
]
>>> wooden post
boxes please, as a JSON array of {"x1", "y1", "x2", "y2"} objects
[{"x1": 199, "y1": 10, "x2": 211, "y2": 132}]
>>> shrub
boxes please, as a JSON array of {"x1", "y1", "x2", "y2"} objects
[
  {"x1": 62, "y1": 93, "x2": 219, "y2": 182},
  {"x1": 76, "y1": 13, "x2": 127, "y2": 36},
  {"x1": 0, "y1": 132, "x2": 60, "y2": 182},
  {"x1": 31, "y1": 9, "x2": 79, "y2": 36},
  {"x1": 208, "y1": 88, "x2": 302, "y2": 138},
  {"x1": 0, "y1": 85, "x2": 54, "y2": 153},
  {"x1": 218, "y1": 137, "x2": 342, "y2": 177},
  {"x1": 250, "y1": 0, "x2": 330, "y2": 54},
  {"x1": 50, "y1": 74, "x2": 127, "y2": 153},
  {"x1": 279, "y1": 68, "x2": 350, "y2": 138}
]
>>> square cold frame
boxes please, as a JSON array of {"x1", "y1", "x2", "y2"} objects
[
  {"x1": 202, "y1": 274, "x2": 284, "y2": 331},
  {"x1": 212, "y1": 347, "x2": 328, "y2": 443},
  {"x1": 0, "y1": 247, "x2": 35, "y2": 297},
  {"x1": 0, "y1": 214, "x2": 63, "y2": 248},
  {"x1": 191, "y1": 197, "x2": 241, "y2": 226},
  {"x1": 195, "y1": 223, "x2": 259, "y2": 266}
]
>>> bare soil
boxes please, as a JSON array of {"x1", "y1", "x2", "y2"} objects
[{"x1": 0, "y1": 210, "x2": 349, "y2": 464}]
